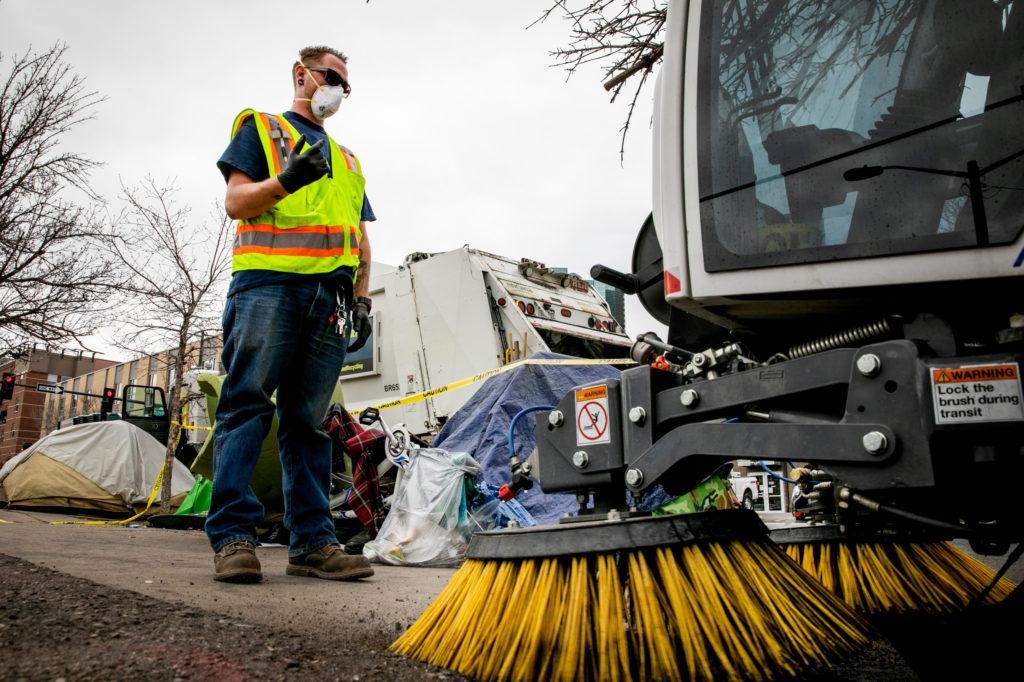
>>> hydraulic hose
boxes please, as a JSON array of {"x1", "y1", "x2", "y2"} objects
[
  {"x1": 757, "y1": 461, "x2": 800, "y2": 484},
  {"x1": 508, "y1": 405, "x2": 556, "y2": 459},
  {"x1": 847, "y1": 490, "x2": 981, "y2": 537}
]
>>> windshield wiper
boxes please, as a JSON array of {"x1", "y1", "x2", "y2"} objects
[
  {"x1": 843, "y1": 146, "x2": 1024, "y2": 246},
  {"x1": 700, "y1": 87, "x2": 1024, "y2": 203}
]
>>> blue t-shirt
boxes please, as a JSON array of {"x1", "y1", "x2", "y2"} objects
[{"x1": 217, "y1": 110, "x2": 376, "y2": 297}]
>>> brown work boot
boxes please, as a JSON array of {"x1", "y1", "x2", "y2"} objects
[
  {"x1": 286, "y1": 543, "x2": 374, "y2": 580},
  {"x1": 213, "y1": 540, "x2": 262, "y2": 583}
]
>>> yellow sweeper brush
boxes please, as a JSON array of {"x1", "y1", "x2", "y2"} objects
[
  {"x1": 772, "y1": 526, "x2": 1017, "y2": 615},
  {"x1": 391, "y1": 510, "x2": 871, "y2": 681}
]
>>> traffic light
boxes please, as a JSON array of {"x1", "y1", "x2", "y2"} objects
[
  {"x1": 1, "y1": 373, "x2": 14, "y2": 401},
  {"x1": 101, "y1": 387, "x2": 116, "y2": 416}
]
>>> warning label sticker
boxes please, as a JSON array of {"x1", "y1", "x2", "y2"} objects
[
  {"x1": 930, "y1": 363, "x2": 1023, "y2": 424},
  {"x1": 575, "y1": 385, "x2": 610, "y2": 446}
]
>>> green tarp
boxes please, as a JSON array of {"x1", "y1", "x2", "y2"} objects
[
  {"x1": 174, "y1": 475, "x2": 212, "y2": 516},
  {"x1": 653, "y1": 474, "x2": 736, "y2": 515}
]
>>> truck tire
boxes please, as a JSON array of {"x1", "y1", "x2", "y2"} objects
[{"x1": 742, "y1": 490, "x2": 754, "y2": 510}]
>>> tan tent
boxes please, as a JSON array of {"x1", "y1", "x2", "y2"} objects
[{"x1": 0, "y1": 421, "x2": 194, "y2": 514}]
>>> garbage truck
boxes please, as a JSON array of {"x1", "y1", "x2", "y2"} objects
[{"x1": 338, "y1": 246, "x2": 632, "y2": 435}]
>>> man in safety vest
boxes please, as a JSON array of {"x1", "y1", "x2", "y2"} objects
[{"x1": 206, "y1": 45, "x2": 375, "y2": 583}]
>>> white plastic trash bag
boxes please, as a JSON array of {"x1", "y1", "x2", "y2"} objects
[{"x1": 364, "y1": 448, "x2": 480, "y2": 567}]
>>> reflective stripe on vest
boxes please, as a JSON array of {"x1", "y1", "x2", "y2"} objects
[
  {"x1": 229, "y1": 109, "x2": 365, "y2": 277},
  {"x1": 233, "y1": 224, "x2": 360, "y2": 259}
]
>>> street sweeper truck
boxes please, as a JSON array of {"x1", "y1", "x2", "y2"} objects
[
  {"x1": 547, "y1": 0, "x2": 1024, "y2": 546},
  {"x1": 393, "y1": 1, "x2": 1024, "y2": 679}
]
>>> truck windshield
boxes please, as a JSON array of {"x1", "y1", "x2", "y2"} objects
[{"x1": 696, "y1": 0, "x2": 1024, "y2": 272}]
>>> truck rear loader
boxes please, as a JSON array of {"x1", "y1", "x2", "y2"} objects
[{"x1": 338, "y1": 246, "x2": 632, "y2": 436}]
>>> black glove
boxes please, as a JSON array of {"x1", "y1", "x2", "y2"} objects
[
  {"x1": 277, "y1": 135, "x2": 328, "y2": 194},
  {"x1": 346, "y1": 302, "x2": 372, "y2": 353}
]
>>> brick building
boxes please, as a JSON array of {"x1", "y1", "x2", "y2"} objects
[
  {"x1": 40, "y1": 334, "x2": 223, "y2": 437},
  {"x1": 0, "y1": 344, "x2": 119, "y2": 464}
]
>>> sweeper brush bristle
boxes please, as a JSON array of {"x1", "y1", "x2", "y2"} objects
[
  {"x1": 390, "y1": 540, "x2": 871, "y2": 682},
  {"x1": 783, "y1": 541, "x2": 1017, "y2": 614}
]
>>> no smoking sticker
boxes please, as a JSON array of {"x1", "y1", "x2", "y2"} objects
[
  {"x1": 575, "y1": 385, "x2": 610, "y2": 445},
  {"x1": 930, "y1": 362, "x2": 1023, "y2": 425}
]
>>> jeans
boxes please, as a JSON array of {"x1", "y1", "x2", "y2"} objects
[{"x1": 205, "y1": 282, "x2": 348, "y2": 557}]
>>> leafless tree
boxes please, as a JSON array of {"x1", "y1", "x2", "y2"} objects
[
  {"x1": 109, "y1": 178, "x2": 232, "y2": 511},
  {"x1": 0, "y1": 44, "x2": 115, "y2": 353},
  {"x1": 534, "y1": 1, "x2": 667, "y2": 159},
  {"x1": 536, "y1": 1, "x2": 919, "y2": 158}
]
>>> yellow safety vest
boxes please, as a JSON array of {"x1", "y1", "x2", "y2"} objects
[{"x1": 229, "y1": 109, "x2": 365, "y2": 277}]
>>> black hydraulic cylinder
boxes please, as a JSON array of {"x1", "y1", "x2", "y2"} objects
[{"x1": 590, "y1": 264, "x2": 640, "y2": 294}]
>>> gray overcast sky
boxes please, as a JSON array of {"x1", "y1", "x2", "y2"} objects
[{"x1": 1, "y1": 0, "x2": 665, "y2": 357}]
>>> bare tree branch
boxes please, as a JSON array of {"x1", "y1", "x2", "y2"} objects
[
  {"x1": 537, "y1": 1, "x2": 915, "y2": 159},
  {"x1": 0, "y1": 44, "x2": 117, "y2": 353},
  {"x1": 535, "y1": 1, "x2": 667, "y2": 159},
  {"x1": 108, "y1": 179, "x2": 233, "y2": 511}
]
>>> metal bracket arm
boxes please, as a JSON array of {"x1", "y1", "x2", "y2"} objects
[
  {"x1": 624, "y1": 422, "x2": 896, "y2": 492},
  {"x1": 654, "y1": 348, "x2": 857, "y2": 421}
]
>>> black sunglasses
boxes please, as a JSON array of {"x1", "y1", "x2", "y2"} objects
[{"x1": 306, "y1": 67, "x2": 351, "y2": 96}]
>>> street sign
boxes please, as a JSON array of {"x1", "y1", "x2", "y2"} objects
[{"x1": 36, "y1": 383, "x2": 64, "y2": 395}]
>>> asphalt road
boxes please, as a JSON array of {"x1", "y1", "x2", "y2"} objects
[
  {"x1": 2, "y1": 508, "x2": 1021, "y2": 681},
  {"x1": 0, "y1": 553, "x2": 456, "y2": 682}
]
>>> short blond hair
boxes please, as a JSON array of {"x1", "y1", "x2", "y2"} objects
[{"x1": 299, "y1": 45, "x2": 348, "y2": 64}]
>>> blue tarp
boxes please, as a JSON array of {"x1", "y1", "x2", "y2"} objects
[{"x1": 433, "y1": 352, "x2": 621, "y2": 525}]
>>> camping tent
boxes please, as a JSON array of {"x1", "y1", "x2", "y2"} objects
[{"x1": 0, "y1": 421, "x2": 194, "y2": 514}]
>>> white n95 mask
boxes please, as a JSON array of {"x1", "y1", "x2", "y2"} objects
[
  {"x1": 297, "y1": 62, "x2": 346, "y2": 120},
  {"x1": 308, "y1": 83, "x2": 345, "y2": 120}
]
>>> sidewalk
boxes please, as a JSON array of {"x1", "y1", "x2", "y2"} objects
[{"x1": 0, "y1": 508, "x2": 455, "y2": 645}]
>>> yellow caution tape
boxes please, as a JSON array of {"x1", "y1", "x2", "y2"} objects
[
  {"x1": 172, "y1": 421, "x2": 213, "y2": 432},
  {"x1": 42, "y1": 358, "x2": 631, "y2": 526},
  {"x1": 49, "y1": 461, "x2": 166, "y2": 526},
  {"x1": 369, "y1": 357, "x2": 636, "y2": 411}
]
